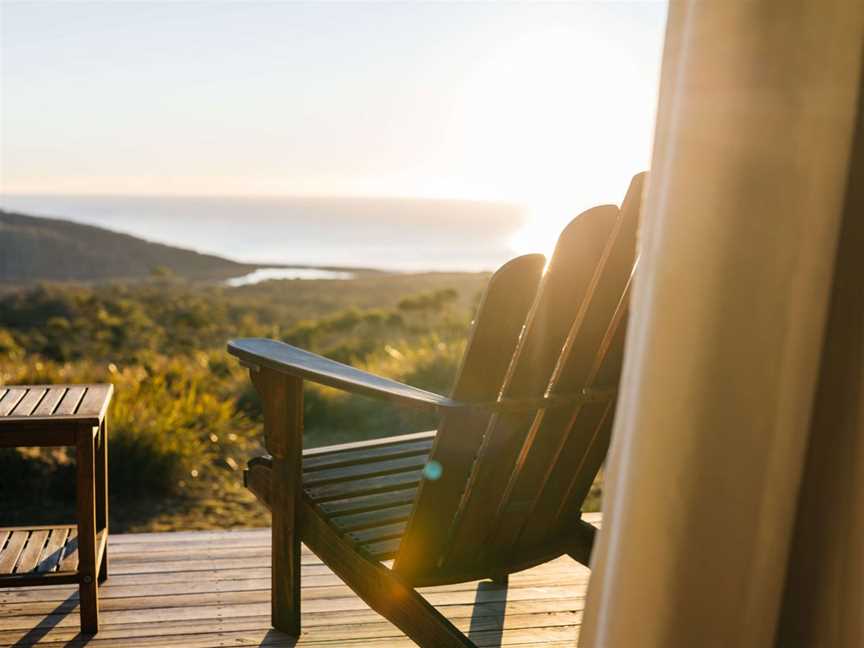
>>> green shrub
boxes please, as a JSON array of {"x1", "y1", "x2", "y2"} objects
[{"x1": 0, "y1": 278, "x2": 480, "y2": 530}]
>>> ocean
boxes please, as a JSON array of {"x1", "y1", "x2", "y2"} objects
[{"x1": 0, "y1": 194, "x2": 528, "y2": 273}]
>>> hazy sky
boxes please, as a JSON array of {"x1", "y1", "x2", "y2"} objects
[{"x1": 1, "y1": 1, "x2": 667, "y2": 245}]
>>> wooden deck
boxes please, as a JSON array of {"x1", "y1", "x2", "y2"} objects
[{"x1": 0, "y1": 514, "x2": 598, "y2": 647}]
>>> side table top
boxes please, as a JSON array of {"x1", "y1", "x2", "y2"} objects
[{"x1": 0, "y1": 384, "x2": 113, "y2": 428}]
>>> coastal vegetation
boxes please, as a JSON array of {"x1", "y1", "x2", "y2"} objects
[{"x1": 0, "y1": 271, "x2": 490, "y2": 530}]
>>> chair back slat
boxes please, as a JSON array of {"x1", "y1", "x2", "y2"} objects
[
  {"x1": 517, "y1": 273, "x2": 633, "y2": 550},
  {"x1": 488, "y1": 173, "x2": 643, "y2": 553},
  {"x1": 545, "y1": 276, "x2": 633, "y2": 535},
  {"x1": 392, "y1": 253, "x2": 545, "y2": 581},
  {"x1": 441, "y1": 205, "x2": 621, "y2": 568}
]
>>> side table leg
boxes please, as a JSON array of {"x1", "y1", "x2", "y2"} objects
[
  {"x1": 96, "y1": 418, "x2": 109, "y2": 584},
  {"x1": 77, "y1": 426, "x2": 99, "y2": 634}
]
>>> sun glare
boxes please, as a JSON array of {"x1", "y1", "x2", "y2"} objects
[
  {"x1": 461, "y1": 28, "x2": 655, "y2": 261},
  {"x1": 510, "y1": 214, "x2": 563, "y2": 259},
  {"x1": 508, "y1": 195, "x2": 590, "y2": 259}
]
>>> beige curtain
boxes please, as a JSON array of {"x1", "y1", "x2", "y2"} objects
[{"x1": 579, "y1": 2, "x2": 863, "y2": 648}]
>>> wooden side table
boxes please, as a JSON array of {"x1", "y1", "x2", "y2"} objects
[{"x1": 0, "y1": 384, "x2": 113, "y2": 634}]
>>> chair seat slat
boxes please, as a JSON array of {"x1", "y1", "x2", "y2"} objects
[
  {"x1": 345, "y1": 521, "x2": 407, "y2": 545},
  {"x1": 305, "y1": 470, "x2": 423, "y2": 503},
  {"x1": 317, "y1": 488, "x2": 418, "y2": 518},
  {"x1": 304, "y1": 438, "x2": 434, "y2": 472},
  {"x1": 329, "y1": 503, "x2": 415, "y2": 532},
  {"x1": 304, "y1": 454, "x2": 430, "y2": 487},
  {"x1": 362, "y1": 537, "x2": 402, "y2": 561}
]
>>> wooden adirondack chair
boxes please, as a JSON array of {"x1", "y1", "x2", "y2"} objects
[{"x1": 228, "y1": 173, "x2": 644, "y2": 647}]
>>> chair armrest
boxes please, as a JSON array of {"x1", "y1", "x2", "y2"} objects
[{"x1": 228, "y1": 338, "x2": 458, "y2": 412}]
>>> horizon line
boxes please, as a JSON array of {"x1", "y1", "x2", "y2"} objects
[{"x1": 0, "y1": 189, "x2": 526, "y2": 209}]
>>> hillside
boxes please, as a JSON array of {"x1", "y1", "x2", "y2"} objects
[{"x1": 0, "y1": 210, "x2": 254, "y2": 282}]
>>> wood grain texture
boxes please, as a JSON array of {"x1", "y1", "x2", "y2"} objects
[
  {"x1": 76, "y1": 385, "x2": 114, "y2": 424},
  {"x1": 251, "y1": 368, "x2": 304, "y2": 635},
  {"x1": 303, "y1": 436, "x2": 434, "y2": 472},
  {"x1": 53, "y1": 386, "x2": 87, "y2": 417},
  {"x1": 0, "y1": 527, "x2": 82, "y2": 587},
  {"x1": 10, "y1": 388, "x2": 47, "y2": 417},
  {"x1": 31, "y1": 387, "x2": 67, "y2": 417},
  {"x1": 14, "y1": 530, "x2": 49, "y2": 573},
  {"x1": 229, "y1": 339, "x2": 456, "y2": 412},
  {"x1": 303, "y1": 430, "x2": 437, "y2": 458},
  {"x1": 304, "y1": 454, "x2": 429, "y2": 487},
  {"x1": 300, "y1": 500, "x2": 475, "y2": 647},
  {"x1": 0, "y1": 531, "x2": 29, "y2": 573},
  {"x1": 76, "y1": 425, "x2": 99, "y2": 633},
  {"x1": 36, "y1": 528, "x2": 70, "y2": 573},
  {"x1": 0, "y1": 383, "x2": 113, "y2": 634},
  {"x1": 58, "y1": 527, "x2": 80, "y2": 573},
  {"x1": 331, "y1": 505, "x2": 415, "y2": 532},
  {"x1": 0, "y1": 521, "x2": 598, "y2": 646},
  {"x1": 319, "y1": 490, "x2": 418, "y2": 518},
  {"x1": 244, "y1": 429, "x2": 594, "y2": 602},
  {"x1": 395, "y1": 253, "x2": 546, "y2": 582},
  {"x1": 306, "y1": 470, "x2": 423, "y2": 503},
  {"x1": 0, "y1": 388, "x2": 27, "y2": 416},
  {"x1": 496, "y1": 173, "x2": 644, "y2": 553},
  {"x1": 96, "y1": 419, "x2": 109, "y2": 583},
  {"x1": 444, "y1": 205, "x2": 619, "y2": 567},
  {"x1": 0, "y1": 384, "x2": 112, "y2": 426}
]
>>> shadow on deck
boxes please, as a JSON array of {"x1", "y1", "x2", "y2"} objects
[{"x1": 0, "y1": 513, "x2": 599, "y2": 647}]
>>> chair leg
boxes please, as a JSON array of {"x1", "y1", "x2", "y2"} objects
[
  {"x1": 271, "y1": 456, "x2": 301, "y2": 634},
  {"x1": 566, "y1": 518, "x2": 597, "y2": 567},
  {"x1": 251, "y1": 368, "x2": 304, "y2": 636}
]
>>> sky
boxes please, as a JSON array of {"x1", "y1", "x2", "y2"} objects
[{"x1": 0, "y1": 1, "x2": 668, "y2": 252}]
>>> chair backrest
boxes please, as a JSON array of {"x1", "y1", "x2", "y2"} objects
[{"x1": 393, "y1": 173, "x2": 644, "y2": 583}]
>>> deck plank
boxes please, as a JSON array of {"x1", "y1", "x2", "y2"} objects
[{"x1": 0, "y1": 515, "x2": 599, "y2": 646}]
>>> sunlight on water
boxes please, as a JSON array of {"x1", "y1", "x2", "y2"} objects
[
  {"x1": 226, "y1": 267, "x2": 355, "y2": 286},
  {"x1": 0, "y1": 195, "x2": 525, "y2": 272}
]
